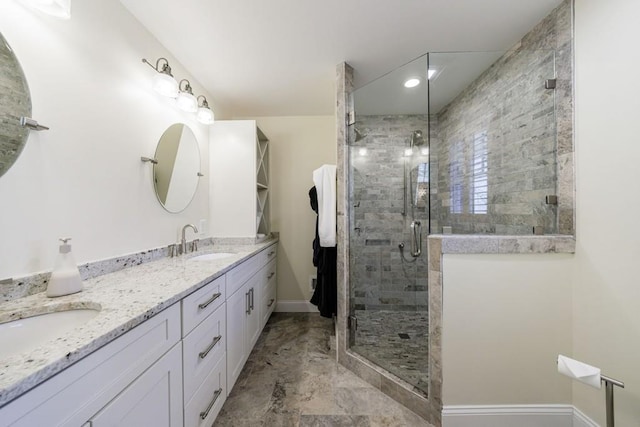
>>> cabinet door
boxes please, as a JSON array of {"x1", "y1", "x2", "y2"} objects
[
  {"x1": 245, "y1": 273, "x2": 262, "y2": 352},
  {"x1": 89, "y1": 344, "x2": 183, "y2": 427},
  {"x1": 226, "y1": 284, "x2": 248, "y2": 392}
]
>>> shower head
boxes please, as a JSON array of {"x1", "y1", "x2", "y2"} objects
[
  {"x1": 354, "y1": 127, "x2": 366, "y2": 142},
  {"x1": 410, "y1": 130, "x2": 424, "y2": 147}
]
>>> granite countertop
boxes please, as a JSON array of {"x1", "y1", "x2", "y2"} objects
[{"x1": 0, "y1": 238, "x2": 278, "y2": 408}]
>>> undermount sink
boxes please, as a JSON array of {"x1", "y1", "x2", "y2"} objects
[
  {"x1": 0, "y1": 307, "x2": 101, "y2": 359},
  {"x1": 188, "y1": 253, "x2": 235, "y2": 261}
]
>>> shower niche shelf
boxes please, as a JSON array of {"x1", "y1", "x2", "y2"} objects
[{"x1": 209, "y1": 120, "x2": 270, "y2": 238}]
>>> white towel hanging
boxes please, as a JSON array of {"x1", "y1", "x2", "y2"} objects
[{"x1": 312, "y1": 164, "x2": 337, "y2": 247}]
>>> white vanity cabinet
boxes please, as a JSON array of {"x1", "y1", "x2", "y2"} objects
[
  {"x1": 0, "y1": 304, "x2": 182, "y2": 427},
  {"x1": 0, "y1": 243, "x2": 278, "y2": 427}
]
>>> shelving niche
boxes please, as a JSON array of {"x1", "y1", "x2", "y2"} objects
[{"x1": 256, "y1": 128, "x2": 270, "y2": 236}]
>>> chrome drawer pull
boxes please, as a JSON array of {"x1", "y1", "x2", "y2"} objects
[
  {"x1": 249, "y1": 288, "x2": 254, "y2": 310},
  {"x1": 267, "y1": 298, "x2": 275, "y2": 308},
  {"x1": 199, "y1": 335, "x2": 222, "y2": 359},
  {"x1": 246, "y1": 291, "x2": 251, "y2": 314},
  {"x1": 268, "y1": 251, "x2": 275, "y2": 256},
  {"x1": 198, "y1": 292, "x2": 222, "y2": 310},
  {"x1": 267, "y1": 272, "x2": 275, "y2": 279},
  {"x1": 200, "y1": 388, "x2": 223, "y2": 420}
]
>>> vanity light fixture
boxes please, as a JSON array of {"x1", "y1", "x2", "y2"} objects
[
  {"x1": 196, "y1": 95, "x2": 215, "y2": 125},
  {"x1": 404, "y1": 78, "x2": 420, "y2": 88},
  {"x1": 22, "y1": 0, "x2": 71, "y2": 19},
  {"x1": 176, "y1": 79, "x2": 198, "y2": 112},
  {"x1": 142, "y1": 57, "x2": 178, "y2": 98}
]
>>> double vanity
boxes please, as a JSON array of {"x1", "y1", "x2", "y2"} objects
[{"x1": 0, "y1": 238, "x2": 278, "y2": 426}]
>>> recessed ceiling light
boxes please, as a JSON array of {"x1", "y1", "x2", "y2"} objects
[
  {"x1": 404, "y1": 78, "x2": 420, "y2": 88},
  {"x1": 428, "y1": 69, "x2": 436, "y2": 79}
]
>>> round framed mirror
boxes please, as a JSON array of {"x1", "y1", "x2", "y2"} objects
[
  {"x1": 0, "y1": 32, "x2": 32, "y2": 178},
  {"x1": 153, "y1": 123, "x2": 201, "y2": 213}
]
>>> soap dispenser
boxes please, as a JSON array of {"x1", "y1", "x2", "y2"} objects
[{"x1": 47, "y1": 237, "x2": 83, "y2": 297}]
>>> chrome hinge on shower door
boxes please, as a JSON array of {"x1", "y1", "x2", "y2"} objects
[
  {"x1": 348, "y1": 315, "x2": 358, "y2": 331},
  {"x1": 347, "y1": 110, "x2": 355, "y2": 126}
]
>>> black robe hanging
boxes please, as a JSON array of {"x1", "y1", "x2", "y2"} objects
[{"x1": 309, "y1": 186, "x2": 337, "y2": 318}]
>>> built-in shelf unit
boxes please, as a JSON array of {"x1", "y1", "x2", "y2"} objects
[{"x1": 210, "y1": 120, "x2": 270, "y2": 238}]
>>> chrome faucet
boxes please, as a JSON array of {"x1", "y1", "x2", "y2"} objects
[{"x1": 181, "y1": 224, "x2": 199, "y2": 254}]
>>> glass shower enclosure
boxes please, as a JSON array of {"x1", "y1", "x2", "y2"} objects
[{"x1": 347, "y1": 48, "x2": 557, "y2": 397}]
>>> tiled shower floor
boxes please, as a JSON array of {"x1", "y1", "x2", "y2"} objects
[{"x1": 351, "y1": 309, "x2": 429, "y2": 396}]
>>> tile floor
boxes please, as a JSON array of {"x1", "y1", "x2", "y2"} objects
[
  {"x1": 351, "y1": 310, "x2": 429, "y2": 396},
  {"x1": 214, "y1": 313, "x2": 433, "y2": 427}
]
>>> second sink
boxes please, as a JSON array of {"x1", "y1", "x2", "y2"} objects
[{"x1": 189, "y1": 253, "x2": 235, "y2": 261}]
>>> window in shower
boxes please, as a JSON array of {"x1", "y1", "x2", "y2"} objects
[
  {"x1": 414, "y1": 162, "x2": 429, "y2": 208},
  {"x1": 450, "y1": 139, "x2": 464, "y2": 214},
  {"x1": 471, "y1": 131, "x2": 488, "y2": 214}
]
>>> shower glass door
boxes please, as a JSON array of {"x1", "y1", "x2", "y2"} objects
[
  {"x1": 348, "y1": 54, "x2": 430, "y2": 396},
  {"x1": 347, "y1": 47, "x2": 558, "y2": 397}
]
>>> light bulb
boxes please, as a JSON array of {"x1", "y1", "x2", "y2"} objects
[
  {"x1": 404, "y1": 148, "x2": 414, "y2": 156},
  {"x1": 176, "y1": 91, "x2": 197, "y2": 112},
  {"x1": 404, "y1": 78, "x2": 420, "y2": 88},
  {"x1": 197, "y1": 106, "x2": 215, "y2": 124},
  {"x1": 421, "y1": 147, "x2": 429, "y2": 156},
  {"x1": 152, "y1": 73, "x2": 178, "y2": 98},
  {"x1": 358, "y1": 148, "x2": 367, "y2": 156}
]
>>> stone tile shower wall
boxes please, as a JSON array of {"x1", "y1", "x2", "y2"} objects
[
  {"x1": 349, "y1": 115, "x2": 429, "y2": 311},
  {"x1": 431, "y1": 0, "x2": 573, "y2": 235}
]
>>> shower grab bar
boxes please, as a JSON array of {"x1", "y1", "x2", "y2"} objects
[{"x1": 410, "y1": 220, "x2": 421, "y2": 257}]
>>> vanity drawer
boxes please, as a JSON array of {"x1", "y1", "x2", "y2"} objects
[
  {"x1": 257, "y1": 244, "x2": 277, "y2": 266},
  {"x1": 182, "y1": 303, "x2": 226, "y2": 403},
  {"x1": 260, "y1": 262, "x2": 277, "y2": 329},
  {"x1": 184, "y1": 356, "x2": 226, "y2": 427},
  {"x1": 226, "y1": 254, "x2": 262, "y2": 296},
  {"x1": 182, "y1": 275, "x2": 226, "y2": 336}
]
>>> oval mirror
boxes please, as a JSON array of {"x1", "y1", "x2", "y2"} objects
[
  {"x1": 0, "y1": 32, "x2": 32, "y2": 178},
  {"x1": 153, "y1": 123, "x2": 201, "y2": 213}
]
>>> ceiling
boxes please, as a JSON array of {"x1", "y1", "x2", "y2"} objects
[{"x1": 120, "y1": 0, "x2": 564, "y2": 117}]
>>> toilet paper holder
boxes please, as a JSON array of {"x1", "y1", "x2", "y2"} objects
[
  {"x1": 600, "y1": 374, "x2": 625, "y2": 427},
  {"x1": 557, "y1": 355, "x2": 624, "y2": 427}
]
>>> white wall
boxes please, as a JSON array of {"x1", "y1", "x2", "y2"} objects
[
  {"x1": 247, "y1": 116, "x2": 336, "y2": 302},
  {"x1": 442, "y1": 254, "x2": 574, "y2": 405},
  {"x1": 0, "y1": 0, "x2": 229, "y2": 279},
  {"x1": 573, "y1": 0, "x2": 640, "y2": 424}
]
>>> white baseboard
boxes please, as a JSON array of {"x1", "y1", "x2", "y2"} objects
[
  {"x1": 573, "y1": 407, "x2": 599, "y2": 427},
  {"x1": 442, "y1": 405, "x2": 599, "y2": 427},
  {"x1": 275, "y1": 300, "x2": 317, "y2": 313}
]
